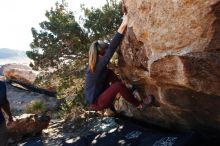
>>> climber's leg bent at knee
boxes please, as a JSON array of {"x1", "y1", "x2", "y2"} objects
[{"x1": 91, "y1": 81, "x2": 140, "y2": 111}]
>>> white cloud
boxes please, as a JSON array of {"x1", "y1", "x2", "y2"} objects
[{"x1": 0, "y1": 0, "x2": 107, "y2": 51}]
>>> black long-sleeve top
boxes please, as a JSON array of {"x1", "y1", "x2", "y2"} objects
[{"x1": 84, "y1": 32, "x2": 123, "y2": 104}]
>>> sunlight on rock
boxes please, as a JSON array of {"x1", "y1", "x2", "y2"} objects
[
  {"x1": 94, "y1": 134, "x2": 100, "y2": 140},
  {"x1": 92, "y1": 139, "x2": 97, "y2": 144},
  {"x1": 108, "y1": 128, "x2": 117, "y2": 133},
  {"x1": 90, "y1": 117, "x2": 119, "y2": 133},
  {"x1": 100, "y1": 132, "x2": 107, "y2": 138},
  {"x1": 65, "y1": 137, "x2": 80, "y2": 143},
  {"x1": 118, "y1": 139, "x2": 126, "y2": 145},
  {"x1": 14, "y1": 114, "x2": 33, "y2": 119},
  {"x1": 118, "y1": 125, "x2": 124, "y2": 132},
  {"x1": 100, "y1": 124, "x2": 108, "y2": 130}
]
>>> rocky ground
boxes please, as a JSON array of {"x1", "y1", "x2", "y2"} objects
[
  {"x1": 2, "y1": 74, "x2": 219, "y2": 146},
  {"x1": 6, "y1": 83, "x2": 58, "y2": 115},
  {"x1": 27, "y1": 114, "x2": 215, "y2": 146},
  {"x1": 5, "y1": 84, "x2": 220, "y2": 146}
]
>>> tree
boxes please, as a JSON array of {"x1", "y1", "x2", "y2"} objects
[
  {"x1": 27, "y1": 2, "x2": 89, "y2": 70},
  {"x1": 81, "y1": 0, "x2": 122, "y2": 42},
  {"x1": 27, "y1": 0, "x2": 122, "y2": 98},
  {"x1": 27, "y1": 0, "x2": 122, "y2": 70}
]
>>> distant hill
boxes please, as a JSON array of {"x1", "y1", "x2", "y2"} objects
[
  {"x1": 0, "y1": 48, "x2": 30, "y2": 66},
  {"x1": 0, "y1": 48, "x2": 26, "y2": 59}
]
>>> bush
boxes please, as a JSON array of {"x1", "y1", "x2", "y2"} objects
[
  {"x1": 58, "y1": 88, "x2": 87, "y2": 119},
  {"x1": 26, "y1": 100, "x2": 45, "y2": 114}
]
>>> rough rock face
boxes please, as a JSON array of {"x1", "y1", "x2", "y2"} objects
[
  {"x1": 2, "y1": 64, "x2": 37, "y2": 85},
  {"x1": 2, "y1": 64, "x2": 56, "y2": 95},
  {"x1": 116, "y1": 0, "x2": 220, "y2": 132},
  {"x1": 6, "y1": 83, "x2": 59, "y2": 114},
  {"x1": 8, "y1": 114, "x2": 50, "y2": 141}
]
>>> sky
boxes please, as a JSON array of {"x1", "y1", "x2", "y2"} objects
[{"x1": 0, "y1": 0, "x2": 107, "y2": 51}]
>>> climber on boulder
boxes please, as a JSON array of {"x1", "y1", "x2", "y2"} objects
[
  {"x1": 0, "y1": 81, "x2": 13, "y2": 146},
  {"x1": 84, "y1": 14, "x2": 153, "y2": 111}
]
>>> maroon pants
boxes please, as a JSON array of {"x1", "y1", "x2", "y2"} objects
[{"x1": 91, "y1": 69, "x2": 140, "y2": 110}]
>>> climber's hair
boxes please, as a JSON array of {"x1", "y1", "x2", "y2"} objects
[
  {"x1": 89, "y1": 41, "x2": 98, "y2": 72},
  {"x1": 89, "y1": 40, "x2": 109, "y2": 72}
]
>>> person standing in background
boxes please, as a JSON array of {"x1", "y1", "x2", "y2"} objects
[{"x1": 0, "y1": 81, "x2": 13, "y2": 146}]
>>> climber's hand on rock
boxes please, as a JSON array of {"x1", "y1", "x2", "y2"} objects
[
  {"x1": 118, "y1": 14, "x2": 128, "y2": 34},
  {"x1": 121, "y1": 14, "x2": 128, "y2": 26}
]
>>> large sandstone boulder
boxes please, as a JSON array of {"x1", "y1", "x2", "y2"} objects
[
  {"x1": 116, "y1": 0, "x2": 220, "y2": 132},
  {"x1": 7, "y1": 114, "x2": 50, "y2": 143},
  {"x1": 6, "y1": 83, "x2": 59, "y2": 114},
  {"x1": 2, "y1": 64, "x2": 56, "y2": 96},
  {"x1": 2, "y1": 64, "x2": 37, "y2": 85},
  {"x1": 8, "y1": 114, "x2": 50, "y2": 135}
]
